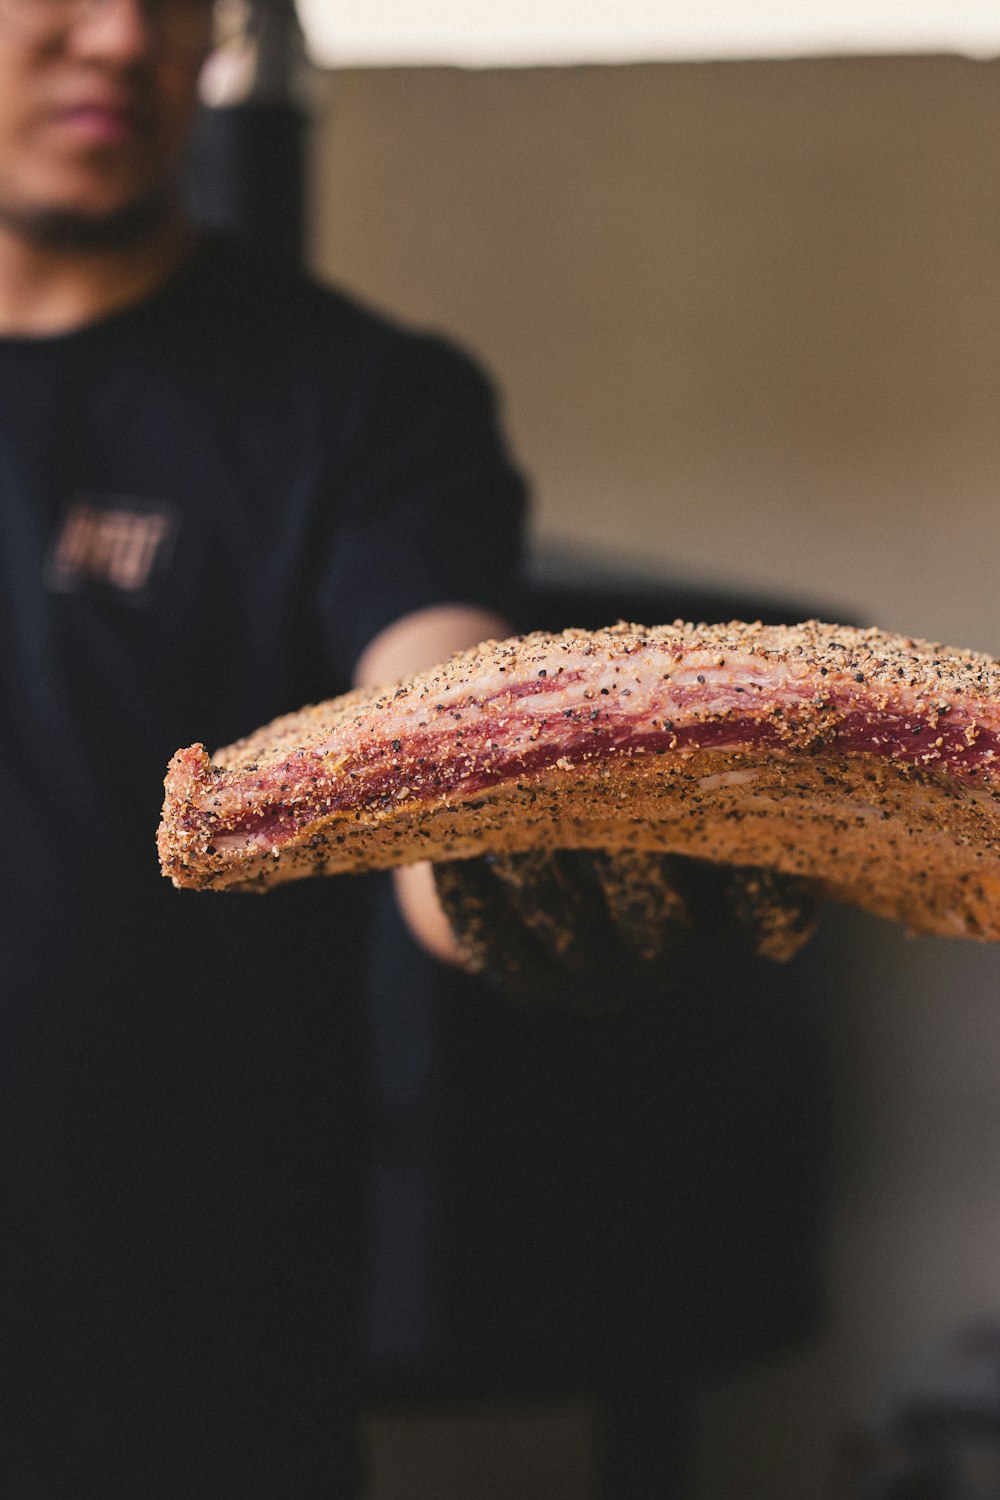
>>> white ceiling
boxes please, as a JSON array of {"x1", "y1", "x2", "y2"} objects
[{"x1": 296, "y1": 0, "x2": 1000, "y2": 68}]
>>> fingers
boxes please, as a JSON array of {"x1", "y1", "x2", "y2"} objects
[
  {"x1": 432, "y1": 849, "x2": 822, "y2": 1011},
  {"x1": 432, "y1": 852, "x2": 597, "y2": 1009},
  {"x1": 587, "y1": 849, "x2": 692, "y2": 965},
  {"x1": 721, "y1": 865, "x2": 820, "y2": 962},
  {"x1": 432, "y1": 849, "x2": 698, "y2": 1010}
]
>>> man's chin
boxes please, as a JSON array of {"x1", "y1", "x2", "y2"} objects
[{"x1": 0, "y1": 191, "x2": 173, "y2": 251}]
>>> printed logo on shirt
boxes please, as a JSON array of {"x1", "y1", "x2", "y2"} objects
[{"x1": 45, "y1": 495, "x2": 178, "y2": 603}]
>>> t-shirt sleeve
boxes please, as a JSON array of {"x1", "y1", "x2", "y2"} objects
[{"x1": 317, "y1": 328, "x2": 528, "y2": 683}]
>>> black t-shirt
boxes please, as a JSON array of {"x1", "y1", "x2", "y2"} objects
[
  {"x1": 0, "y1": 232, "x2": 525, "y2": 974},
  {"x1": 0, "y1": 236, "x2": 525, "y2": 1496}
]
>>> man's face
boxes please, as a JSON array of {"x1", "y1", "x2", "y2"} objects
[{"x1": 0, "y1": 0, "x2": 213, "y2": 241}]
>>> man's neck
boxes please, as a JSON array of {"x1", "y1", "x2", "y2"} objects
[{"x1": 0, "y1": 209, "x2": 201, "y2": 337}]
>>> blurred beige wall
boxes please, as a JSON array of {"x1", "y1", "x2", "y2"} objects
[
  {"x1": 308, "y1": 54, "x2": 1000, "y2": 1498},
  {"x1": 310, "y1": 53, "x2": 1000, "y2": 654}
]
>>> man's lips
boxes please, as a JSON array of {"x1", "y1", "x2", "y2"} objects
[{"x1": 49, "y1": 102, "x2": 146, "y2": 145}]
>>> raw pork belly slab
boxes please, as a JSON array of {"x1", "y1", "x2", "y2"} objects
[{"x1": 157, "y1": 620, "x2": 1000, "y2": 941}]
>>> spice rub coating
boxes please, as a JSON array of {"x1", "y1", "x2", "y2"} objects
[{"x1": 157, "y1": 619, "x2": 1000, "y2": 941}]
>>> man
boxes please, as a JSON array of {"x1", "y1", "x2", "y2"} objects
[{"x1": 0, "y1": 0, "x2": 524, "y2": 1492}]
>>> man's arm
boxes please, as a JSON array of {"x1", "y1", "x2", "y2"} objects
[{"x1": 353, "y1": 601, "x2": 513, "y2": 964}]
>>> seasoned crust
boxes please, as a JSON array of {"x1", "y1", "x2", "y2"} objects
[{"x1": 158, "y1": 620, "x2": 1000, "y2": 941}]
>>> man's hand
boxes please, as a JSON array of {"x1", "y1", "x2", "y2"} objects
[{"x1": 432, "y1": 849, "x2": 820, "y2": 1009}]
